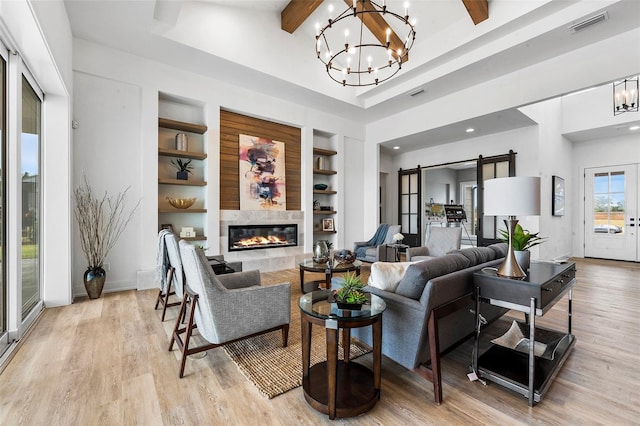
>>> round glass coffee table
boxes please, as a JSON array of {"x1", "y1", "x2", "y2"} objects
[
  {"x1": 299, "y1": 290, "x2": 386, "y2": 419},
  {"x1": 298, "y1": 259, "x2": 362, "y2": 293}
]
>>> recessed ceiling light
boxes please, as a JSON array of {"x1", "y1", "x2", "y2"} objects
[
  {"x1": 466, "y1": 128, "x2": 475, "y2": 133},
  {"x1": 630, "y1": 125, "x2": 640, "y2": 131},
  {"x1": 393, "y1": 146, "x2": 400, "y2": 150}
]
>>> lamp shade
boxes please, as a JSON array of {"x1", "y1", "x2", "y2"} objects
[{"x1": 484, "y1": 176, "x2": 541, "y2": 217}]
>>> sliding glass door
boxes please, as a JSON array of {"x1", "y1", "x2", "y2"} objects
[
  {"x1": 0, "y1": 52, "x2": 6, "y2": 355},
  {"x1": 20, "y1": 76, "x2": 41, "y2": 319}
]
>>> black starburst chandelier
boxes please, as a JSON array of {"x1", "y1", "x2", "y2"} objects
[{"x1": 315, "y1": 0, "x2": 416, "y2": 87}]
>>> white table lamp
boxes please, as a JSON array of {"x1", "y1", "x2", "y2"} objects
[{"x1": 484, "y1": 176, "x2": 541, "y2": 278}]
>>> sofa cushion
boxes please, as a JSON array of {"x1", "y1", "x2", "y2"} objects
[
  {"x1": 395, "y1": 253, "x2": 471, "y2": 300},
  {"x1": 368, "y1": 261, "x2": 416, "y2": 292},
  {"x1": 488, "y1": 242, "x2": 508, "y2": 258},
  {"x1": 452, "y1": 246, "x2": 496, "y2": 266}
]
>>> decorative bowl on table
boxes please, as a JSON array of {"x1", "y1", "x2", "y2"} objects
[
  {"x1": 166, "y1": 196, "x2": 196, "y2": 209},
  {"x1": 334, "y1": 249, "x2": 356, "y2": 265}
]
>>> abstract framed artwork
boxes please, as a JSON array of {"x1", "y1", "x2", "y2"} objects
[
  {"x1": 239, "y1": 134, "x2": 286, "y2": 210},
  {"x1": 552, "y1": 175, "x2": 565, "y2": 216}
]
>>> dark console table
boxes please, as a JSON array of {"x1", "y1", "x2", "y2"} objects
[{"x1": 472, "y1": 261, "x2": 576, "y2": 406}]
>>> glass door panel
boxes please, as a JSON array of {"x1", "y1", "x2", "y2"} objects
[
  {"x1": 477, "y1": 151, "x2": 516, "y2": 246},
  {"x1": 21, "y1": 76, "x2": 41, "y2": 319},
  {"x1": 398, "y1": 168, "x2": 421, "y2": 247},
  {"x1": 0, "y1": 54, "x2": 6, "y2": 351}
]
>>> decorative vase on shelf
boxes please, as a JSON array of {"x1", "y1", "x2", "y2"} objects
[
  {"x1": 175, "y1": 133, "x2": 188, "y2": 151},
  {"x1": 313, "y1": 240, "x2": 329, "y2": 263},
  {"x1": 514, "y1": 250, "x2": 531, "y2": 272},
  {"x1": 176, "y1": 171, "x2": 189, "y2": 180},
  {"x1": 83, "y1": 266, "x2": 106, "y2": 299}
]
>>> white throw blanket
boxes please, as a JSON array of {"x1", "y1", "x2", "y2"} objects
[{"x1": 156, "y1": 229, "x2": 173, "y2": 291}]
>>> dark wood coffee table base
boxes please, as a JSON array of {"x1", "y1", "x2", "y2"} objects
[
  {"x1": 301, "y1": 305, "x2": 382, "y2": 420},
  {"x1": 303, "y1": 361, "x2": 379, "y2": 418}
]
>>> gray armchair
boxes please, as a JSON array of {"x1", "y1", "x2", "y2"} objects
[
  {"x1": 169, "y1": 241, "x2": 291, "y2": 378},
  {"x1": 354, "y1": 224, "x2": 401, "y2": 262},
  {"x1": 406, "y1": 226, "x2": 462, "y2": 262}
]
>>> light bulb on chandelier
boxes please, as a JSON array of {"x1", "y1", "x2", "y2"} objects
[{"x1": 315, "y1": 0, "x2": 416, "y2": 87}]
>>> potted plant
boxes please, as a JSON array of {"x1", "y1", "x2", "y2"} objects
[
  {"x1": 499, "y1": 223, "x2": 545, "y2": 271},
  {"x1": 171, "y1": 158, "x2": 193, "y2": 180},
  {"x1": 333, "y1": 271, "x2": 368, "y2": 310},
  {"x1": 74, "y1": 174, "x2": 140, "y2": 299}
]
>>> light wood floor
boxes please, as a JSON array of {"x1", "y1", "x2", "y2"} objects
[{"x1": 1, "y1": 258, "x2": 638, "y2": 425}]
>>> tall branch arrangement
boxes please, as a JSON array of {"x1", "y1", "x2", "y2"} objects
[{"x1": 74, "y1": 174, "x2": 141, "y2": 268}]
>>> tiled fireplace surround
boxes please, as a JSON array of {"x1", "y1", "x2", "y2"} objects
[{"x1": 220, "y1": 210, "x2": 306, "y2": 272}]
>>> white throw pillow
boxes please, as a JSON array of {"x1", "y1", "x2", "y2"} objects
[{"x1": 368, "y1": 261, "x2": 416, "y2": 292}]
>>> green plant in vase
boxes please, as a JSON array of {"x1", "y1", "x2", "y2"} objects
[
  {"x1": 333, "y1": 271, "x2": 368, "y2": 308},
  {"x1": 171, "y1": 158, "x2": 193, "y2": 180},
  {"x1": 498, "y1": 223, "x2": 546, "y2": 271},
  {"x1": 498, "y1": 223, "x2": 545, "y2": 250}
]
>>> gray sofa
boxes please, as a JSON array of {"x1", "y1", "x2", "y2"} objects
[{"x1": 343, "y1": 243, "x2": 509, "y2": 404}]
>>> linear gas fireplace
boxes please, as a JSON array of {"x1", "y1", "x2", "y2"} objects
[{"x1": 228, "y1": 224, "x2": 298, "y2": 251}]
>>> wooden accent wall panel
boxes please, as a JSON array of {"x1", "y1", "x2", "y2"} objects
[{"x1": 220, "y1": 110, "x2": 301, "y2": 210}]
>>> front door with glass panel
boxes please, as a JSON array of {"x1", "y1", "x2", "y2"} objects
[{"x1": 585, "y1": 165, "x2": 638, "y2": 261}]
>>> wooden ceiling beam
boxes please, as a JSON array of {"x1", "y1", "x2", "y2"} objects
[
  {"x1": 461, "y1": 0, "x2": 489, "y2": 25},
  {"x1": 281, "y1": 0, "x2": 325, "y2": 34},
  {"x1": 343, "y1": 0, "x2": 410, "y2": 62}
]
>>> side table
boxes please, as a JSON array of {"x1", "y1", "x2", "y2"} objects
[
  {"x1": 387, "y1": 243, "x2": 409, "y2": 262},
  {"x1": 299, "y1": 259, "x2": 362, "y2": 293},
  {"x1": 299, "y1": 290, "x2": 386, "y2": 419},
  {"x1": 472, "y1": 261, "x2": 577, "y2": 406}
]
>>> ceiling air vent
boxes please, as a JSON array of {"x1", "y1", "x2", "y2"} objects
[
  {"x1": 409, "y1": 88, "x2": 424, "y2": 97},
  {"x1": 569, "y1": 12, "x2": 609, "y2": 33}
]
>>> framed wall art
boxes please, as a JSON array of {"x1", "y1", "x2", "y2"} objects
[
  {"x1": 552, "y1": 175, "x2": 565, "y2": 216},
  {"x1": 322, "y1": 218, "x2": 335, "y2": 232}
]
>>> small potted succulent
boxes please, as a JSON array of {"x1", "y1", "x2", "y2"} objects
[
  {"x1": 171, "y1": 158, "x2": 193, "y2": 180},
  {"x1": 332, "y1": 271, "x2": 368, "y2": 310}
]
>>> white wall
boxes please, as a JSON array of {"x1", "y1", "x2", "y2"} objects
[
  {"x1": 72, "y1": 38, "x2": 367, "y2": 294},
  {"x1": 561, "y1": 82, "x2": 640, "y2": 134},
  {"x1": 520, "y1": 98, "x2": 574, "y2": 261},
  {"x1": 72, "y1": 72, "x2": 143, "y2": 295},
  {"x1": 343, "y1": 136, "x2": 365, "y2": 249}
]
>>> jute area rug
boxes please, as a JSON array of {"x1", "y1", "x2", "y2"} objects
[{"x1": 222, "y1": 281, "x2": 372, "y2": 399}]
